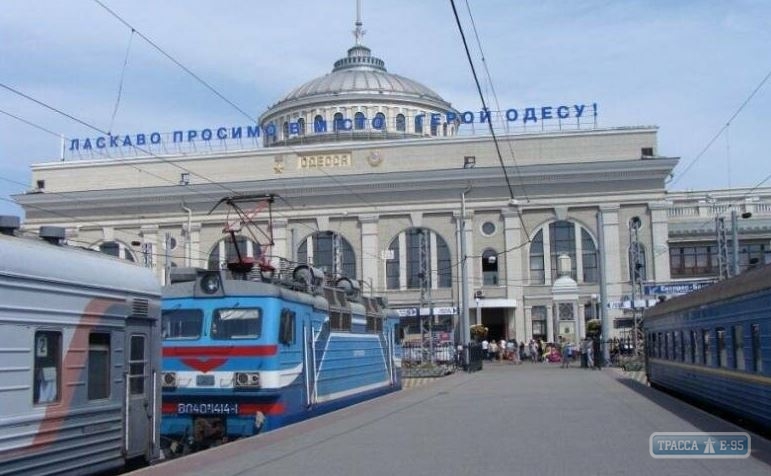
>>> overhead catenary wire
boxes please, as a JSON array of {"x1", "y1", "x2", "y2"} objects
[{"x1": 671, "y1": 67, "x2": 771, "y2": 187}]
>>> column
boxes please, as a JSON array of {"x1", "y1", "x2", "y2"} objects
[
  {"x1": 360, "y1": 214, "x2": 380, "y2": 291},
  {"x1": 546, "y1": 305, "x2": 554, "y2": 343},
  {"x1": 649, "y1": 202, "x2": 671, "y2": 283},
  {"x1": 271, "y1": 218, "x2": 288, "y2": 271},
  {"x1": 503, "y1": 208, "x2": 525, "y2": 340},
  {"x1": 600, "y1": 205, "x2": 622, "y2": 335}
]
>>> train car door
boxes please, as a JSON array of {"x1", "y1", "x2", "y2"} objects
[{"x1": 124, "y1": 321, "x2": 153, "y2": 459}]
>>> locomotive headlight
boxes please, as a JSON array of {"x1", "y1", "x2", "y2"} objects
[
  {"x1": 200, "y1": 273, "x2": 220, "y2": 294},
  {"x1": 234, "y1": 372, "x2": 260, "y2": 388},
  {"x1": 162, "y1": 372, "x2": 177, "y2": 388}
]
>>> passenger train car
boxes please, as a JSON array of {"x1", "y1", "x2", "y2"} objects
[
  {"x1": 644, "y1": 263, "x2": 771, "y2": 431},
  {"x1": 160, "y1": 265, "x2": 402, "y2": 455},
  {"x1": 0, "y1": 216, "x2": 163, "y2": 475}
]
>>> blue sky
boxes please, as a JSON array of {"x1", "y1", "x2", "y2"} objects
[{"x1": 1, "y1": 0, "x2": 770, "y2": 217}]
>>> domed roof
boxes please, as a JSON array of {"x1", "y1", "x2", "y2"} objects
[
  {"x1": 275, "y1": 45, "x2": 446, "y2": 106},
  {"x1": 262, "y1": 42, "x2": 455, "y2": 119}
]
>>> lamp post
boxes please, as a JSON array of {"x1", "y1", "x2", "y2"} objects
[{"x1": 460, "y1": 188, "x2": 471, "y2": 369}]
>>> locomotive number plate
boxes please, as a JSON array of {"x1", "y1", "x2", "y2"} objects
[
  {"x1": 196, "y1": 374, "x2": 215, "y2": 386},
  {"x1": 176, "y1": 402, "x2": 240, "y2": 415}
]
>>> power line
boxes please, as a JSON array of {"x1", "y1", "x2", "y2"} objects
[
  {"x1": 671, "y1": 67, "x2": 771, "y2": 186},
  {"x1": 92, "y1": 0, "x2": 258, "y2": 126},
  {"x1": 449, "y1": 0, "x2": 515, "y2": 201}
]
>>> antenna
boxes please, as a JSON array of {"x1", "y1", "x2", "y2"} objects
[{"x1": 353, "y1": 0, "x2": 366, "y2": 45}]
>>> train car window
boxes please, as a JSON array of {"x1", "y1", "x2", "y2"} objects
[
  {"x1": 690, "y1": 330, "x2": 697, "y2": 363},
  {"x1": 683, "y1": 331, "x2": 691, "y2": 363},
  {"x1": 733, "y1": 325, "x2": 745, "y2": 370},
  {"x1": 279, "y1": 309, "x2": 295, "y2": 345},
  {"x1": 702, "y1": 329, "x2": 712, "y2": 366},
  {"x1": 129, "y1": 335, "x2": 146, "y2": 395},
  {"x1": 657, "y1": 332, "x2": 663, "y2": 358},
  {"x1": 673, "y1": 331, "x2": 680, "y2": 361},
  {"x1": 212, "y1": 308, "x2": 261, "y2": 339},
  {"x1": 33, "y1": 331, "x2": 61, "y2": 404},
  {"x1": 716, "y1": 328, "x2": 726, "y2": 368},
  {"x1": 751, "y1": 324, "x2": 762, "y2": 372},
  {"x1": 664, "y1": 332, "x2": 670, "y2": 360},
  {"x1": 162, "y1": 309, "x2": 204, "y2": 339},
  {"x1": 88, "y1": 333, "x2": 111, "y2": 400}
]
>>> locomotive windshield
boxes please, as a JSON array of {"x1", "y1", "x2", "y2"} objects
[
  {"x1": 162, "y1": 309, "x2": 203, "y2": 340},
  {"x1": 211, "y1": 308, "x2": 262, "y2": 339}
]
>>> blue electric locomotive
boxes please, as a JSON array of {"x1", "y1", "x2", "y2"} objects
[
  {"x1": 159, "y1": 265, "x2": 402, "y2": 455},
  {"x1": 644, "y1": 263, "x2": 771, "y2": 431}
]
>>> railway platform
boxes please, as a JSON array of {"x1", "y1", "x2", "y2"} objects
[{"x1": 131, "y1": 362, "x2": 771, "y2": 476}]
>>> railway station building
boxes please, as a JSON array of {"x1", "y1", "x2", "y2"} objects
[{"x1": 14, "y1": 22, "x2": 771, "y2": 346}]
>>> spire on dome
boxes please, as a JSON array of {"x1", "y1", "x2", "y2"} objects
[{"x1": 353, "y1": 0, "x2": 366, "y2": 46}]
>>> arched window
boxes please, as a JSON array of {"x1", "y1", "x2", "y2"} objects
[
  {"x1": 297, "y1": 118, "x2": 305, "y2": 136},
  {"x1": 415, "y1": 115, "x2": 424, "y2": 134},
  {"x1": 297, "y1": 232, "x2": 356, "y2": 279},
  {"x1": 582, "y1": 229, "x2": 599, "y2": 282},
  {"x1": 396, "y1": 114, "x2": 406, "y2": 132},
  {"x1": 385, "y1": 228, "x2": 451, "y2": 290},
  {"x1": 98, "y1": 241, "x2": 136, "y2": 262},
  {"x1": 374, "y1": 112, "x2": 386, "y2": 131},
  {"x1": 283, "y1": 121, "x2": 289, "y2": 139},
  {"x1": 208, "y1": 236, "x2": 261, "y2": 271},
  {"x1": 482, "y1": 249, "x2": 499, "y2": 285},
  {"x1": 333, "y1": 112, "x2": 344, "y2": 131},
  {"x1": 313, "y1": 115, "x2": 325, "y2": 133},
  {"x1": 354, "y1": 112, "x2": 366, "y2": 130},
  {"x1": 528, "y1": 221, "x2": 598, "y2": 284}
]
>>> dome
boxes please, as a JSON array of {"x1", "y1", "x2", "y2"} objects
[
  {"x1": 258, "y1": 16, "x2": 459, "y2": 147},
  {"x1": 263, "y1": 44, "x2": 453, "y2": 116}
]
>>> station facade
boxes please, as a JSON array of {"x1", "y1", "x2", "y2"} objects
[{"x1": 14, "y1": 22, "x2": 771, "y2": 346}]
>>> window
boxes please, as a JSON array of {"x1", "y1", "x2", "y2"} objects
[
  {"x1": 673, "y1": 331, "x2": 681, "y2": 361},
  {"x1": 716, "y1": 328, "x2": 726, "y2": 367},
  {"x1": 482, "y1": 249, "x2": 499, "y2": 285},
  {"x1": 297, "y1": 232, "x2": 356, "y2": 279},
  {"x1": 481, "y1": 222, "x2": 496, "y2": 236},
  {"x1": 669, "y1": 244, "x2": 718, "y2": 278},
  {"x1": 208, "y1": 236, "x2": 261, "y2": 271},
  {"x1": 386, "y1": 228, "x2": 451, "y2": 290},
  {"x1": 529, "y1": 221, "x2": 598, "y2": 284},
  {"x1": 314, "y1": 115, "x2": 326, "y2": 133},
  {"x1": 703, "y1": 329, "x2": 712, "y2": 366},
  {"x1": 415, "y1": 115, "x2": 423, "y2": 134},
  {"x1": 582, "y1": 230, "x2": 598, "y2": 282},
  {"x1": 529, "y1": 231, "x2": 545, "y2": 283},
  {"x1": 396, "y1": 114, "x2": 406, "y2": 132},
  {"x1": 212, "y1": 308, "x2": 261, "y2": 339},
  {"x1": 88, "y1": 333, "x2": 111, "y2": 400},
  {"x1": 279, "y1": 309, "x2": 295, "y2": 345},
  {"x1": 297, "y1": 118, "x2": 305, "y2": 136},
  {"x1": 34, "y1": 331, "x2": 61, "y2": 404},
  {"x1": 129, "y1": 335, "x2": 146, "y2": 395},
  {"x1": 354, "y1": 112, "x2": 366, "y2": 130},
  {"x1": 752, "y1": 324, "x2": 762, "y2": 372},
  {"x1": 333, "y1": 112, "x2": 344, "y2": 131},
  {"x1": 664, "y1": 333, "x2": 670, "y2": 359},
  {"x1": 550, "y1": 221, "x2": 576, "y2": 280},
  {"x1": 739, "y1": 241, "x2": 769, "y2": 272},
  {"x1": 531, "y1": 306, "x2": 547, "y2": 339},
  {"x1": 283, "y1": 121, "x2": 289, "y2": 139},
  {"x1": 162, "y1": 309, "x2": 204, "y2": 339},
  {"x1": 375, "y1": 112, "x2": 386, "y2": 131},
  {"x1": 733, "y1": 325, "x2": 744, "y2": 370},
  {"x1": 690, "y1": 330, "x2": 697, "y2": 363}
]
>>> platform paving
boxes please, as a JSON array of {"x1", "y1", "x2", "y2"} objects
[{"x1": 133, "y1": 362, "x2": 771, "y2": 476}]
